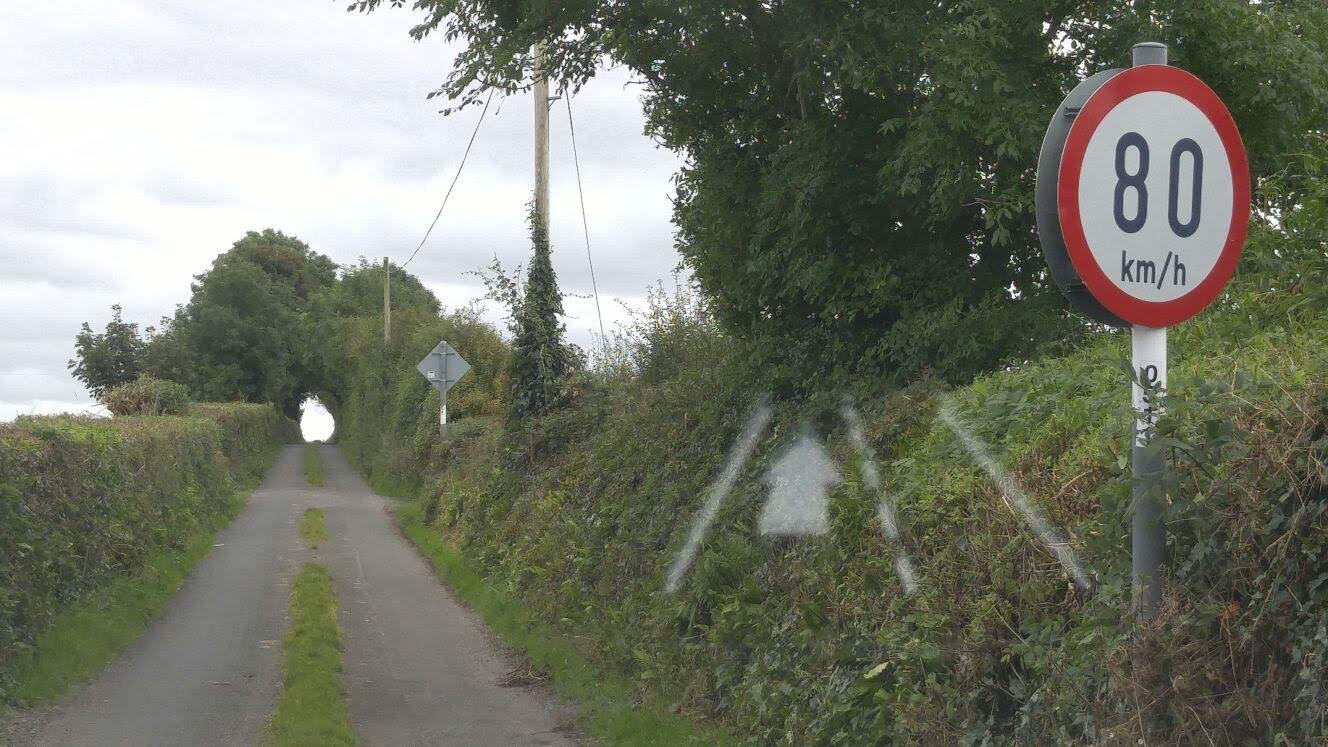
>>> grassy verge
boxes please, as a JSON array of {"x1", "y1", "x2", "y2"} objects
[
  {"x1": 304, "y1": 443, "x2": 325, "y2": 487},
  {"x1": 0, "y1": 444, "x2": 284, "y2": 706},
  {"x1": 396, "y1": 504, "x2": 733, "y2": 746},
  {"x1": 300, "y1": 509, "x2": 328, "y2": 544},
  {"x1": 268, "y1": 563, "x2": 356, "y2": 747}
]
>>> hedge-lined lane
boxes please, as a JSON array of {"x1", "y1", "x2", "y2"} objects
[
  {"x1": 0, "y1": 403, "x2": 298, "y2": 701},
  {"x1": 17, "y1": 445, "x2": 310, "y2": 746}
]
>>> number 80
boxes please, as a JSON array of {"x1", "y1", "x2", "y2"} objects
[{"x1": 1113, "y1": 132, "x2": 1204, "y2": 238}]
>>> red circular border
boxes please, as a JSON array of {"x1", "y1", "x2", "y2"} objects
[{"x1": 1057, "y1": 65, "x2": 1250, "y2": 327}]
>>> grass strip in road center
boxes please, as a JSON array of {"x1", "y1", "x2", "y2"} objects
[
  {"x1": 267, "y1": 563, "x2": 357, "y2": 746},
  {"x1": 304, "y1": 444, "x2": 326, "y2": 487},
  {"x1": 299, "y1": 508, "x2": 328, "y2": 544}
]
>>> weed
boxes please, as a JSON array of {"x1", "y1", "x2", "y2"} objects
[
  {"x1": 304, "y1": 443, "x2": 326, "y2": 487},
  {"x1": 299, "y1": 508, "x2": 328, "y2": 544},
  {"x1": 268, "y1": 563, "x2": 356, "y2": 746}
]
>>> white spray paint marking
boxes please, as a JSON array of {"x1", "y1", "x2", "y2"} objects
[
  {"x1": 758, "y1": 429, "x2": 839, "y2": 537},
  {"x1": 938, "y1": 401, "x2": 1094, "y2": 591},
  {"x1": 842, "y1": 404, "x2": 920, "y2": 595},
  {"x1": 664, "y1": 401, "x2": 773, "y2": 593}
]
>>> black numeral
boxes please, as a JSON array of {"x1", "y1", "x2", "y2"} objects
[
  {"x1": 1167, "y1": 138, "x2": 1203, "y2": 238},
  {"x1": 1111, "y1": 133, "x2": 1205, "y2": 238},
  {"x1": 1113, "y1": 132, "x2": 1149, "y2": 233}
]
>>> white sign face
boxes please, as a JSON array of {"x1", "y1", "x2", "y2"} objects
[
  {"x1": 1058, "y1": 65, "x2": 1250, "y2": 327},
  {"x1": 1077, "y1": 92, "x2": 1233, "y2": 303}
]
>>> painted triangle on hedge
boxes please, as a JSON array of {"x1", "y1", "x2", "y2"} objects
[{"x1": 758, "y1": 429, "x2": 839, "y2": 537}]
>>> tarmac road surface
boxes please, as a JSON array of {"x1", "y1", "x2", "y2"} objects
[{"x1": 15, "y1": 444, "x2": 573, "y2": 746}]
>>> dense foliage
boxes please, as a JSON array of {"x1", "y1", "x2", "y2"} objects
[
  {"x1": 506, "y1": 210, "x2": 578, "y2": 421},
  {"x1": 399, "y1": 293, "x2": 1325, "y2": 742},
  {"x1": 175, "y1": 230, "x2": 337, "y2": 418},
  {"x1": 351, "y1": 0, "x2": 1328, "y2": 383},
  {"x1": 70, "y1": 230, "x2": 339, "y2": 420},
  {"x1": 101, "y1": 375, "x2": 191, "y2": 416},
  {"x1": 68, "y1": 304, "x2": 145, "y2": 398},
  {"x1": 311, "y1": 260, "x2": 509, "y2": 482},
  {"x1": 322, "y1": 148, "x2": 1328, "y2": 742},
  {"x1": 0, "y1": 403, "x2": 297, "y2": 700}
]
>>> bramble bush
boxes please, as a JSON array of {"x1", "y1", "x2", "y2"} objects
[
  {"x1": 0, "y1": 403, "x2": 296, "y2": 700},
  {"x1": 101, "y1": 375, "x2": 191, "y2": 416},
  {"x1": 373, "y1": 189, "x2": 1328, "y2": 742}
]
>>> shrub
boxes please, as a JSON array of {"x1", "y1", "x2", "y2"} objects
[
  {"x1": 101, "y1": 375, "x2": 191, "y2": 416},
  {"x1": 0, "y1": 403, "x2": 296, "y2": 700},
  {"x1": 375, "y1": 184, "x2": 1328, "y2": 744}
]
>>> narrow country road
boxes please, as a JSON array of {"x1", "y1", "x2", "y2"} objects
[{"x1": 16, "y1": 444, "x2": 574, "y2": 746}]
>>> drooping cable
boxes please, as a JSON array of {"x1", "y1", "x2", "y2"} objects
[
  {"x1": 564, "y1": 94, "x2": 607, "y2": 355},
  {"x1": 400, "y1": 88, "x2": 496, "y2": 270}
]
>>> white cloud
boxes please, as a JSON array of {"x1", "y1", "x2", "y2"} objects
[{"x1": 1, "y1": 0, "x2": 683, "y2": 421}]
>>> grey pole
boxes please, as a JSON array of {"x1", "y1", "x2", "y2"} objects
[
  {"x1": 1132, "y1": 41, "x2": 1168, "y2": 66},
  {"x1": 439, "y1": 351, "x2": 448, "y2": 440},
  {"x1": 532, "y1": 42, "x2": 551, "y2": 235},
  {"x1": 1131, "y1": 42, "x2": 1168, "y2": 620}
]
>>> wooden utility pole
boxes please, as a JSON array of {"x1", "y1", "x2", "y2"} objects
[
  {"x1": 383, "y1": 256, "x2": 391, "y2": 344},
  {"x1": 533, "y1": 42, "x2": 551, "y2": 233}
]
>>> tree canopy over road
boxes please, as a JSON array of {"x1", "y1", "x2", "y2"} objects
[{"x1": 352, "y1": 0, "x2": 1328, "y2": 383}]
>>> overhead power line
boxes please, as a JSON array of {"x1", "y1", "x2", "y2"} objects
[
  {"x1": 564, "y1": 94, "x2": 607, "y2": 353},
  {"x1": 400, "y1": 88, "x2": 496, "y2": 270}
]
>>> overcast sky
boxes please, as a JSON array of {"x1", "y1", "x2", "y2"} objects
[{"x1": 0, "y1": 0, "x2": 683, "y2": 424}]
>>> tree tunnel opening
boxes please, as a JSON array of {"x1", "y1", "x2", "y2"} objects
[{"x1": 300, "y1": 396, "x2": 336, "y2": 443}]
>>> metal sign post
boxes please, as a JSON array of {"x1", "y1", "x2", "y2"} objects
[
  {"x1": 1131, "y1": 323, "x2": 1167, "y2": 614},
  {"x1": 1037, "y1": 42, "x2": 1250, "y2": 619},
  {"x1": 415, "y1": 341, "x2": 470, "y2": 439}
]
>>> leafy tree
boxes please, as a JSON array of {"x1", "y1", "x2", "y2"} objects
[
  {"x1": 351, "y1": 0, "x2": 1328, "y2": 383},
  {"x1": 182, "y1": 254, "x2": 301, "y2": 413},
  {"x1": 507, "y1": 209, "x2": 577, "y2": 420},
  {"x1": 68, "y1": 304, "x2": 145, "y2": 398},
  {"x1": 177, "y1": 231, "x2": 336, "y2": 419},
  {"x1": 229, "y1": 228, "x2": 338, "y2": 300},
  {"x1": 312, "y1": 257, "x2": 438, "y2": 326},
  {"x1": 140, "y1": 311, "x2": 196, "y2": 389},
  {"x1": 307, "y1": 257, "x2": 441, "y2": 414}
]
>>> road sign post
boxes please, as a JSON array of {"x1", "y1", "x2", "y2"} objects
[
  {"x1": 1125, "y1": 37, "x2": 1173, "y2": 620},
  {"x1": 1038, "y1": 42, "x2": 1250, "y2": 619},
  {"x1": 415, "y1": 341, "x2": 470, "y2": 439}
]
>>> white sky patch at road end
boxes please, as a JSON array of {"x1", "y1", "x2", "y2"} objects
[
  {"x1": 300, "y1": 399, "x2": 336, "y2": 442},
  {"x1": 1, "y1": 0, "x2": 682, "y2": 421},
  {"x1": 938, "y1": 399, "x2": 1095, "y2": 592}
]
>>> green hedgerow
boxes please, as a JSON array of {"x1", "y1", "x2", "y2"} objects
[{"x1": 102, "y1": 375, "x2": 191, "y2": 416}]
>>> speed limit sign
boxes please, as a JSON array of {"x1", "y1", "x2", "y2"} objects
[
  {"x1": 1055, "y1": 63, "x2": 1251, "y2": 327},
  {"x1": 1036, "y1": 43, "x2": 1253, "y2": 620}
]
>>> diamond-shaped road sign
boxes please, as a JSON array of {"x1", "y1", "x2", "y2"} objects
[{"x1": 415, "y1": 341, "x2": 470, "y2": 395}]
